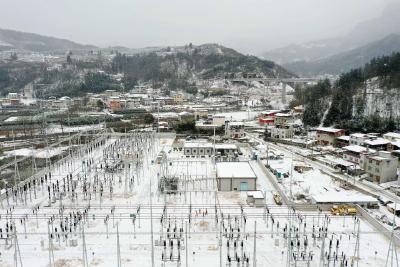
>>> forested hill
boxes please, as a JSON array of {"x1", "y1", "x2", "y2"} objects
[
  {"x1": 294, "y1": 52, "x2": 400, "y2": 133},
  {"x1": 111, "y1": 44, "x2": 295, "y2": 84}
]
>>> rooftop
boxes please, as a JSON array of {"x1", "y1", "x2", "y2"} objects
[
  {"x1": 216, "y1": 161, "x2": 257, "y2": 179},
  {"x1": 343, "y1": 145, "x2": 372, "y2": 154},
  {"x1": 316, "y1": 127, "x2": 343, "y2": 133},
  {"x1": 364, "y1": 138, "x2": 390, "y2": 146},
  {"x1": 384, "y1": 132, "x2": 400, "y2": 139}
]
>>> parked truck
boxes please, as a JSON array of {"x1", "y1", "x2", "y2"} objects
[{"x1": 330, "y1": 205, "x2": 357, "y2": 216}]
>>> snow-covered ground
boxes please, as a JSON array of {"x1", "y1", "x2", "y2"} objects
[
  {"x1": 0, "y1": 132, "x2": 396, "y2": 267},
  {"x1": 4, "y1": 147, "x2": 69, "y2": 158}
]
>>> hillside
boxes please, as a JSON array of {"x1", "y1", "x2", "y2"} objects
[
  {"x1": 0, "y1": 28, "x2": 97, "y2": 52},
  {"x1": 295, "y1": 53, "x2": 400, "y2": 132},
  {"x1": 284, "y1": 34, "x2": 400, "y2": 76},
  {"x1": 111, "y1": 43, "x2": 295, "y2": 84},
  {"x1": 261, "y1": 2, "x2": 400, "y2": 65}
]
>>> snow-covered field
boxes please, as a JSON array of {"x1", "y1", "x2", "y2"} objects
[{"x1": 0, "y1": 132, "x2": 396, "y2": 267}]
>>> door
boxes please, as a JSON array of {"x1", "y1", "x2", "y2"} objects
[{"x1": 240, "y1": 182, "x2": 248, "y2": 191}]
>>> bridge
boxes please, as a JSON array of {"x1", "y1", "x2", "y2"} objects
[{"x1": 226, "y1": 77, "x2": 321, "y2": 83}]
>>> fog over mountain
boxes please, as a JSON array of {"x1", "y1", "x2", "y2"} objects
[
  {"x1": 262, "y1": 2, "x2": 400, "y2": 64},
  {"x1": 0, "y1": 0, "x2": 394, "y2": 55}
]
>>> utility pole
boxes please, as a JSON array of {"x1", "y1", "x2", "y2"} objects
[
  {"x1": 219, "y1": 222, "x2": 222, "y2": 267},
  {"x1": 150, "y1": 171, "x2": 155, "y2": 267},
  {"x1": 186, "y1": 222, "x2": 189, "y2": 267},
  {"x1": 385, "y1": 203, "x2": 399, "y2": 267},
  {"x1": 117, "y1": 223, "x2": 121, "y2": 267},
  {"x1": 253, "y1": 221, "x2": 257, "y2": 267}
]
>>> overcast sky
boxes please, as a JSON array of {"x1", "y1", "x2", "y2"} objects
[{"x1": 0, "y1": 0, "x2": 395, "y2": 54}]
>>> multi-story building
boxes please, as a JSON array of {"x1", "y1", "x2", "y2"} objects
[
  {"x1": 364, "y1": 151, "x2": 398, "y2": 184},
  {"x1": 225, "y1": 121, "x2": 246, "y2": 139},
  {"x1": 383, "y1": 132, "x2": 400, "y2": 143},
  {"x1": 342, "y1": 145, "x2": 374, "y2": 166},
  {"x1": 316, "y1": 127, "x2": 345, "y2": 146},
  {"x1": 270, "y1": 125, "x2": 294, "y2": 139},
  {"x1": 274, "y1": 113, "x2": 294, "y2": 127}
]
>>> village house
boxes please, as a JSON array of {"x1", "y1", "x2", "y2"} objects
[
  {"x1": 274, "y1": 113, "x2": 294, "y2": 127},
  {"x1": 364, "y1": 151, "x2": 398, "y2": 184},
  {"x1": 316, "y1": 127, "x2": 345, "y2": 146},
  {"x1": 269, "y1": 125, "x2": 294, "y2": 139},
  {"x1": 342, "y1": 145, "x2": 375, "y2": 167},
  {"x1": 225, "y1": 121, "x2": 246, "y2": 139}
]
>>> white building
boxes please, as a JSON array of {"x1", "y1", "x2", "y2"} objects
[
  {"x1": 225, "y1": 121, "x2": 246, "y2": 139},
  {"x1": 342, "y1": 145, "x2": 375, "y2": 167},
  {"x1": 216, "y1": 162, "x2": 257, "y2": 191},
  {"x1": 183, "y1": 142, "x2": 213, "y2": 157},
  {"x1": 212, "y1": 115, "x2": 226, "y2": 126},
  {"x1": 349, "y1": 133, "x2": 370, "y2": 146},
  {"x1": 383, "y1": 132, "x2": 400, "y2": 143},
  {"x1": 270, "y1": 125, "x2": 294, "y2": 139},
  {"x1": 364, "y1": 151, "x2": 398, "y2": 184}
]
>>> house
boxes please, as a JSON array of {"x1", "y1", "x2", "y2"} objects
[
  {"x1": 178, "y1": 111, "x2": 195, "y2": 122},
  {"x1": 274, "y1": 113, "x2": 293, "y2": 127},
  {"x1": 109, "y1": 97, "x2": 122, "y2": 112},
  {"x1": 336, "y1": 136, "x2": 350, "y2": 148},
  {"x1": 246, "y1": 191, "x2": 265, "y2": 207},
  {"x1": 364, "y1": 151, "x2": 398, "y2": 184},
  {"x1": 216, "y1": 162, "x2": 257, "y2": 191},
  {"x1": 383, "y1": 132, "x2": 400, "y2": 143},
  {"x1": 316, "y1": 127, "x2": 345, "y2": 146},
  {"x1": 258, "y1": 110, "x2": 280, "y2": 126},
  {"x1": 270, "y1": 125, "x2": 294, "y2": 139},
  {"x1": 173, "y1": 94, "x2": 185, "y2": 104},
  {"x1": 215, "y1": 144, "x2": 238, "y2": 157},
  {"x1": 364, "y1": 138, "x2": 390, "y2": 151},
  {"x1": 183, "y1": 142, "x2": 214, "y2": 157},
  {"x1": 349, "y1": 133, "x2": 370, "y2": 146},
  {"x1": 342, "y1": 145, "x2": 374, "y2": 166},
  {"x1": 212, "y1": 115, "x2": 226, "y2": 126},
  {"x1": 225, "y1": 121, "x2": 246, "y2": 139}
]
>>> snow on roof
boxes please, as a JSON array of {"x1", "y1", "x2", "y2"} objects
[
  {"x1": 327, "y1": 157, "x2": 355, "y2": 167},
  {"x1": 184, "y1": 142, "x2": 213, "y2": 148},
  {"x1": 387, "y1": 202, "x2": 400, "y2": 211},
  {"x1": 228, "y1": 121, "x2": 244, "y2": 126},
  {"x1": 364, "y1": 138, "x2": 390, "y2": 146},
  {"x1": 312, "y1": 192, "x2": 378, "y2": 204},
  {"x1": 384, "y1": 132, "x2": 400, "y2": 139},
  {"x1": 343, "y1": 145, "x2": 369, "y2": 154},
  {"x1": 351, "y1": 133, "x2": 367, "y2": 138},
  {"x1": 216, "y1": 162, "x2": 257, "y2": 179},
  {"x1": 215, "y1": 144, "x2": 237, "y2": 150},
  {"x1": 392, "y1": 141, "x2": 400, "y2": 148},
  {"x1": 246, "y1": 191, "x2": 264, "y2": 199},
  {"x1": 316, "y1": 127, "x2": 343, "y2": 133},
  {"x1": 275, "y1": 113, "x2": 292, "y2": 117},
  {"x1": 337, "y1": 136, "x2": 350, "y2": 141}
]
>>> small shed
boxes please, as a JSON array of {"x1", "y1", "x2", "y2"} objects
[
  {"x1": 246, "y1": 191, "x2": 265, "y2": 207},
  {"x1": 216, "y1": 162, "x2": 257, "y2": 191}
]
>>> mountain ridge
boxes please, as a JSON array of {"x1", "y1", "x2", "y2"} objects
[
  {"x1": 283, "y1": 34, "x2": 400, "y2": 76},
  {"x1": 0, "y1": 28, "x2": 97, "y2": 52},
  {"x1": 261, "y1": 2, "x2": 400, "y2": 65}
]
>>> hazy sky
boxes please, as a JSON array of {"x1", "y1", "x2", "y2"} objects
[{"x1": 0, "y1": 0, "x2": 395, "y2": 54}]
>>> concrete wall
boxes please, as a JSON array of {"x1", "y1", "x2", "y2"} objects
[{"x1": 218, "y1": 178, "x2": 256, "y2": 191}]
